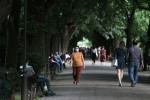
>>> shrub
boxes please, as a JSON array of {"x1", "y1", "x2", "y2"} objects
[
  {"x1": 27, "y1": 52, "x2": 46, "y2": 74},
  {"x1": 0, "y1": 67, "x2": 21, "y2": 92}
]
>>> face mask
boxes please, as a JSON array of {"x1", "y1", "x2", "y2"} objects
[{"x1": 75, "y1": 49, "x2": 79, "y2": 52}]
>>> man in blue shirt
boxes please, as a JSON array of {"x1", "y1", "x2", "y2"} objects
[
  {"x1": 128, "y1": 40, "x2": 144, "y2": 87},
  {"x1": 53, "y1": 52, "x2": 63, "y2": 72}
]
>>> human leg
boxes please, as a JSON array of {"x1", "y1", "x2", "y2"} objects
[
  {"x1": 128, "y1": 62, "x2": 137, "y2": 87},
  {"x1": 128, "y1": 62, "x2": 135, "y2": 83},
  {"x1": 38, "y1": 76, "x2": 51, "y2": 92},
  {"x1": 56, "y1": 62, "x2": 60, "y2": 72},
  {"x1": 134, "y1": 62, "x2": 140, "y2": 85},
  {"x1": 76, "y1": 67, "x2": 82, "y2": 84},
  {"x1": 73, "y1": 67, "x2": 77, "y2": 83},
  {"x1": 39, "y1": 82, "x2": 45, "y2": 92},
  {"x1": 92, "y1": 54, "x2": 94, "y2": 64},
  {"x1": 117, "y1": 69, "x2": 122, "y2": 86},
  {"x1": 59, "y1": 62, "x2": 63, "y2": 72},
  {"x1": 120, "y1": 69, "x2": 124, "y2": 81}
]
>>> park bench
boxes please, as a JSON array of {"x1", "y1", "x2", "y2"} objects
[
  {"x1": 49, "y1": 63, "x2": 57, "y2": 79},
  {"x1": 27, "y1": 74, "x2": 39, "y2": 100}
]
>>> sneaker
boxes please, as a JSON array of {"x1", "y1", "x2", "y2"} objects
[
  {"x1": 76, "y1": 82, "x2": 79, "y2": 85},
  {"x1": 119, "y1": 83, "x2": 122, "y2": 87},
  {"x1": 47, "y1": 92, "x2": 56, "y2": 96},
  {"x1": 42, "y1": 91, "x2": 48, "y2": 96},
  {"x1": 131, "y1": 82, "x2": 135, "y2": 87},
  {"x1": 73, "y1": 81, "x2": 76, "y2": 84}
]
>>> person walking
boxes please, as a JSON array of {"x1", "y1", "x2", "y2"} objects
[
  {"x1": 71, "y1": 46, "x2": 85, "y2": 85},
  {"x1": 91, "y1": 46, "x2": 97, "y2": 65},
  {"x1": 100, "y1": 46, "x2": 106, "y2": 65},
  {"x1": 97, "y1": 46, "x2": 101, "y2": 61},
  {"x1": 114, "y1": 41, "x2": 128, "y2": 86},
  {"x1": 128, "y1": 40, "x2": 144, "y2": 87}
]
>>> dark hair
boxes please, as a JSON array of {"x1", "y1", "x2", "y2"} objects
[
  {"x1": 133, "y1": 40, "x2": 138, "y2": 45},
  {"x1": 26, "y1": 59, "x2": 29, "y2": 63},
  {"x1": 119, "y1": 41, "x2": 126, "y2": 50}
]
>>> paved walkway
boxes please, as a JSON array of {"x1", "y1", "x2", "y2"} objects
[{"x1": 41, "y1": 60, "x2": 150, "y2": 100}]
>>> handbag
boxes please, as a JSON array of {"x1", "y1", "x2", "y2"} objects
[{"x1": 111, "y1": 58, "x2": 118, "y2": 67}]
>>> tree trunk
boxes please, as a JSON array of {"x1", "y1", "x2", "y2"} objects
[
  {"x1": 62, "y1": 23, "x2": 77, "y2": 53},
  {"x1": 125, "y1": 9, "x2": 135, "y2": 48},
  {"x1": 113, "y1": 34, "x2": 120, "y2": 52},
  {"x1": 45, "y1": 33, "x2": 51, "y2": 58},
  {"x1": 50, "y1": 35, "x2": 58, "y2": 53},
  {"x1": 143, "y1": 20, "x2": 150, "y2": 71},
  {"x1": 27, "y1": 0, "x2": 56, "y2": 58},
  {"x1": 0, "y1": 0, "x2": 12, "y2": 29},
  {"x1": 5, "y1": 0, "x2": 21, "y2": 69}
]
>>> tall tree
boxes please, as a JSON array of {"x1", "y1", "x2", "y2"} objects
[
  {"x1": 135, "y1": 0, "x2": 150, "y2": 70},
  {"x1": 5, "y1": 0, "x2": 21, "y2": 69},
  {"x1": 0, "y1": 0, "x2": 12, "y2": 29},
  {"x1": 27, "y1": 0, "x2": 56, "y2": 58},
  {"x1": 125, "y1": 8, "x2": 135, "y2": 48}
]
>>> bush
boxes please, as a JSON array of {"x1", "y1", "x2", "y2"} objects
[
  {"x1": 27, "y1": 52, "x2": 46, "y2": 74},
  {"x1": 8, "y1": 68, "x2": 21, "y2": 92},
  {"x1": 0, "y1": 67, "x2": 21, "y2": 92}
]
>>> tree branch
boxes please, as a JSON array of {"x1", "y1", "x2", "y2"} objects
[
  {"x1": 134, "y1": 0, "x2": 150, "y2": 11},
  {"x1": 44, "y1": 0, "x2": 56, "y2": 20}
]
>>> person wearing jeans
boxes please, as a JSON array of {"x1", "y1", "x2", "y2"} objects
[
  {"x1": 71, "y1": 46, "x2": 85, "y2": 85},
  {"x1": 128, "y1": 40, "x2": 144, "y2": 87},
  {"x1": 128, "y1": 62, "x2": 140, "y2": 85},
  {"x1": 53, "y1": 52, "x2": 63, "y2": 72},
  {"x1": 20, "y1": 60, "x2": 56, "y2": 96},
  {"x1": 37, "y1": 75, "x2": 51, "y2": 93}
]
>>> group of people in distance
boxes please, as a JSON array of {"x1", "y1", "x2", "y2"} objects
[
  {"x1": 91, "y1": 45, "x2": 106, "y2": 65},
  {"x1": 114, "y1": 40, "x2": 144, "y2": 87}
]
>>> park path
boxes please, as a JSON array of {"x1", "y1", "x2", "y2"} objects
[{"x1": 41, "y1": 60, "x2": 150, "y2": 100}]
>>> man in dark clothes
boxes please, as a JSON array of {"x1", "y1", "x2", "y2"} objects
[{"x1": 128, "y1": 40, "x2": 144, "y2": 87}]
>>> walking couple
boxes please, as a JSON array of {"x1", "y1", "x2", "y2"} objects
[{"x1": 114, "y1": 40, "x2": 144, "y2": 87}]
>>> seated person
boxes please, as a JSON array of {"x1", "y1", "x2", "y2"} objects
[
  {"x1": 53, "y1": 52, "x2": 63, "y2": 72},
  {"x1": 20, "y1": 60, "x2": 56, "y2": 96},
  {"x1": 49, "y1": 54, "x2": 59, "y2": 66}
]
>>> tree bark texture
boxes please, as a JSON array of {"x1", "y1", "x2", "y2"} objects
[
  {"x1": 27, "y1": 0, "x2": 56, "y2": 57},
  {"x1": 125, "y1": 9, "x2": 135, "y2": 48},
  {"x1": 113, "y1": 34, "x2": 120, "y2": 51},
  {"x1": 143, "y1": 20, "x2": 150, "y2": 71},
  {"x1": 62, "y1": 22, "x2": 77, "y2": 53},
  {"x1": 0, "y1": 0, "x2": 12, "y2": 29},
  {"x1": 50, "y1": 35, "x2": 59, "y2": 53},
  {"x1": 5, "y1": 0, "x2": 21, "y2": 69}
]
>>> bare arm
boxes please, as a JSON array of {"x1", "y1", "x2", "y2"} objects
[
  {"x1": 71, "y1": 58, "x2": 73, "y2": 68},
  {"x1": 82, "y1": 56, "x2": 85, "y2": 69},
  {"x1": 141, "y1": 61, "x2": 144, "y2": 69}
]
